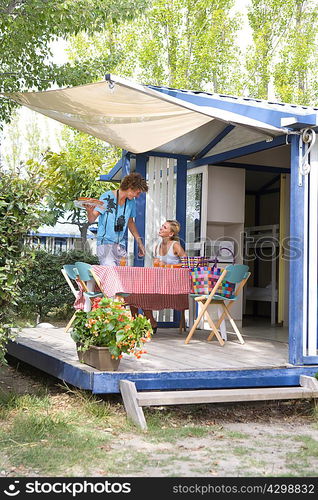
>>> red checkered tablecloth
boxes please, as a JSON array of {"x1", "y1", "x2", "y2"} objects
[{"x1": 91, "y1": 265, "x2": 191, "y2": 310}]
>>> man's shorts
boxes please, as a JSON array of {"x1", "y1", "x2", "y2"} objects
[{"x1": 96, "y1": 243, "x2": 127, "y2": 266}]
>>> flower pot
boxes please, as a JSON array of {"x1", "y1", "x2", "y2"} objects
[{"x1": 77, "y1": 345, "x2": 120, "y2": 371}]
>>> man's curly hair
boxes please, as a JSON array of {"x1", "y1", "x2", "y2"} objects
[{"x1": 120, "y1": 172, "x2": 148, "y2": 192}]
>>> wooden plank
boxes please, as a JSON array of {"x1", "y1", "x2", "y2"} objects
[
  {"x1": 300, "y1": 375, "x2": 318, "y2": 391},
  {"x1": 137, "y1": 385, "x2": 318, "y2": 406},
  {"x1": 119, "y1": 380, "x2": 147, "y2": 430}
]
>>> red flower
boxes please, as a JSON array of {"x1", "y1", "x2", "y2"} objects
[{"x1": 92, "y1": 297, "x2": 103, "y2": 309}]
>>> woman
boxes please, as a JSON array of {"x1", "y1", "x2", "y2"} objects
[{"x1": 144, "y1": 220, "x2": 186, "y2": 332}]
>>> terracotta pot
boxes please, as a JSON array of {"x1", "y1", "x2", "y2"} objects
[{"x1": 77, "y1": 344, "x2": 120, "y2": 371}]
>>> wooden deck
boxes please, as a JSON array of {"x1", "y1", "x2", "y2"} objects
[
  {"x1": 7, "y1": 322, "x2": 318, "y2": 393},
  {"x1": 12, "y1": 323, "x2": 289, "y2": 372}
]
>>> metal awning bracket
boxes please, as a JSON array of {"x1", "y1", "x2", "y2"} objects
[{"x1": 298, "y1": 128, "x2": 316, "y2": 186}]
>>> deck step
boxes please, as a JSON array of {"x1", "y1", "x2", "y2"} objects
[{"x1": 119, "y1": 375, "x2": 318, "y2": 430}]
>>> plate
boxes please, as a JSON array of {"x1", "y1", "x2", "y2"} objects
[{"x1": 74, "y1": 198, "x2": 105, "y2": 209}]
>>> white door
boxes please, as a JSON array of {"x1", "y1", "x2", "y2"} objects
[{"x1": 186, "y1": 165, "x2": 208, "y2": 255}]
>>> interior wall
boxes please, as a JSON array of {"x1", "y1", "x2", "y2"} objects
[
  {"x1": 259, "y1": 192, "x2": 280, "y2": 226},
  {"x1": 206, "y1": 166, "x2": 245, "y2": 321},
  {"x1": 245, "y1": 195, "x2": 255, "y2": 227}
]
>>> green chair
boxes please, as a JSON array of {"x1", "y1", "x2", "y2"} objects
[
  {"x1": 74, "y1": 260, "x2": 107, "y2": 296},
  {"x1": 185, "y1": 264, "x2": 250, "y2": 346},
  {"x1": 74, "y1": 261, "x2": 95, "y2": 283}
]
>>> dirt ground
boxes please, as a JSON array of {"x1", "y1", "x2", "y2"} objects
[{"x1": 1, "y1": 358, "x2": 318, "y2": 477}]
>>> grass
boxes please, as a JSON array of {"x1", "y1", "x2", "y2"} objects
[
  {"x1": 0, "y1": 412, "x2": 113, "y2": 476},
  {"x1": 1, "y1": 370, "x2": 318, "y2": 477},
  {"x1": 0, "y1": 391, "x2": 51, "y2": 419}
]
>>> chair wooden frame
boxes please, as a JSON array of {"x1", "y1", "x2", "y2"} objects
[
  {"x1": 61, "y1": 266, "x2": 87, "y2": 333},
  {"x1": 185, "y1": 267, "x2": 250, "y2": 346}
]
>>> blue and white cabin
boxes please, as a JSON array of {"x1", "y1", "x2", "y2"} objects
[{"x1": 3, "y1": 74, "x2": 318, "y2": 391}]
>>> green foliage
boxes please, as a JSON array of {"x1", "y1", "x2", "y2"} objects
[
  {"x1": 27, "y1": 130, "x2": 118, "y2": 249},
  {"x1": 245, "y1": 0, "x2": 318, "y2": 103},
  {"x1": 71, "y1": 297, "x2": 153, "y2": 359},
  {"x1": 0, "y1": 167, "x2": 47, "y2": 364},
  {"x1": 19, "y1": 249, "x2": 98, "y2": 320},
  {"x1": 0, "y1": 0, "x2": 148, "y2": 123},
  {"x1": 273, "y1": 1, "x2": 318, "y2": 105},
  {"x1": 245, "y1": 0, "x2": 295, "y2": 98},
  {"x1": 68, "y1": 0, "x2": 244, "y2": 95}
]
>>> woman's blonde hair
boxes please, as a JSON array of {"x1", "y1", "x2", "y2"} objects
[{"x1": 166, "y1": 219, "x2": 181, "y2": 241}]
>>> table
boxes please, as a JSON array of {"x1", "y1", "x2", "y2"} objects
[{"x1": 91, "y1": 265, "x2": 191, "y2": 311}]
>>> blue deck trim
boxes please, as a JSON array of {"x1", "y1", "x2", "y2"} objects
[
  {"x1": 134, "y1": 154, "x2": 147, "y2": 267},
  {"x1": 157, "y1": 321, "x2": 179, "y2": 328},
  {"x1": 92, "y1": 366, "x2": 318, "y2": 393},
  {"x1": 6, "y1": 341, "x2": 93, "y2": 391},
  {"x1": 289, "y1": 135, "x2": 305, "y2": 364},
  {"x1": 149, "y1": 86, "x2": 318, "y2": 130},
  {"x1": 188, "y1": 135, "x2": 288, "y2": 168},
  {"x1": 7, "y1": 340, "x2": 318, "y2": 394},
  {"x1": 195, "y1": 125, "x2": 235, "y2": 159}
]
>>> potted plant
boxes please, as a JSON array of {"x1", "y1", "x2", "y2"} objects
[{"x1": 70, "y1": 296, "x2": 153, "y2": 371}]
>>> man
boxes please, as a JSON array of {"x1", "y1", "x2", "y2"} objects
[{"x1": 86, "y1": 172, "x2": 148, "y2": 266}]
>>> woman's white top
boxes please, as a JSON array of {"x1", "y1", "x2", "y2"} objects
[{"x1": 154, "y1": 240, "x2": 180, "y2": 265}]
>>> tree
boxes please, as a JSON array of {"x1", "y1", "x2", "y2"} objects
[
  {"x1": 0, "y1": 0, "x2": 147, "y2": 124},
  {"x1": 30, "y1": 129, "x2": 118, "y2": 249},
  {"x1": 273, "y1": 0, "x2": 318, "y2": 105},
  {"x1": 0, "y1": 165, "x2": 47, "y2": 364},
  {"x1": 1, "y1": 109, "x2": 54, "y2": 170},
  {"x1": 244, "y1": 0, "x2": 296, "y2": 99},
  {"x1": 67, "y1": 0, "x2": 244, "y2": 94}
]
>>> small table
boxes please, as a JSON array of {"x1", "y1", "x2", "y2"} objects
[{"x1": 91, "y1": 265, "x2": 191, "y2": 311}]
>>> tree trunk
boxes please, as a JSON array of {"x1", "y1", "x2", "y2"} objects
[{"x1": 79, "y1": 222, "x2": 91, "y2": 252}]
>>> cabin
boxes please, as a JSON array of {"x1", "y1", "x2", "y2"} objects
[
  {"x1": 3, "y1": 75, "x2": 318, "y2": 406},
  {"x1": 25, "y1": 219, "x2": 96, "y2": 254}
]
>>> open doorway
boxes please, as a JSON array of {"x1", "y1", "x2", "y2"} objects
[{"x1": 244, "y1": 170, "x2": 290, "y2": 331}]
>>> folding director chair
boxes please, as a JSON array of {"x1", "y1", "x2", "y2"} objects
[
  {"x1": 74, "y1": 261, "x2": 98, "y2": 294},
  {"x1": 61, "y1": 264, "x2": 102, "y2": 333},
  {"x1": 185, "y1": 264, "x2": 250, "y2": 346}
]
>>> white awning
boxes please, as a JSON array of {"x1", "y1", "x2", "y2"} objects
[{"x1": 2, "y1": 75, "x2": 284, "y2": 155}]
